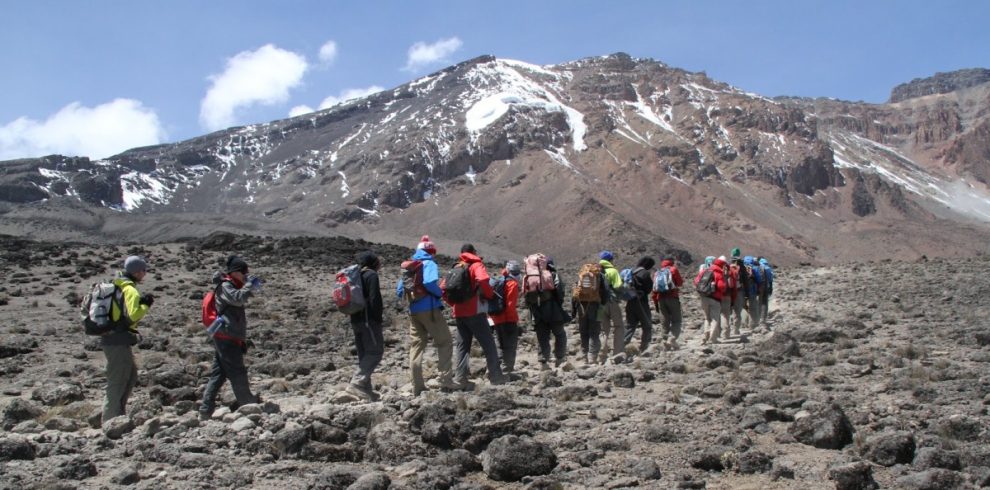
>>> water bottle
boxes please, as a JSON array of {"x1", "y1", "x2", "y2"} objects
[{"x1": 206, "y1": 315, "x2": 227, "y2": 336}]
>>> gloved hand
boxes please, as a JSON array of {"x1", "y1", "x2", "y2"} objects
[
  {"x1": 248, "y1": 275, "x2": 263, "y2": 291},
  {"x1": 139, "y1": 293, "x2": 155, "y2": 307}
]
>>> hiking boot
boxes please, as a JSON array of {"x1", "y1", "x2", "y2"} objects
[
  {"x1": 581, "y1": 354, "x2": 590, "y2": 364},
  {"x1": 346, "y1": 383, "x2": 375, "y2": 402},
  {"x1": 490, "y1": 374, "x2": 510, "y2": 385},
  {"x1": 540, "y1": 361, "x2": 551, "y2": 371},
  {"x1": 442, "y1": 380, "x2": 475, "y2": 392},
  {"x1": 413, "y1": 385, "x2": 427, "y2": 397},
  {"x1": 198, "y1": 410, "x2": 213, "y2": 421},
  {"x1": 554, "y1": 358, "x2": 566, "y2": 368},
  {"x1": 669, "y1": 339, "x2": 679, "y2": 350}
]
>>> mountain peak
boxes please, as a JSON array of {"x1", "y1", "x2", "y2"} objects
[{"x1": 889, "y1": 68, "x2": 990, "y2": 103}]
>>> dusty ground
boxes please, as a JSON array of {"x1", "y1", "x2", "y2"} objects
[{"x1": 0, "y1": 233, "x2": 988, "y2": 489}]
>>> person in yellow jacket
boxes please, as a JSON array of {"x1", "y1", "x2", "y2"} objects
[
  {"x1": 597, "y1": 251, "x2": 626, "y2": 364},
  {"x1": 101, "y1": 256, "x2": 154, "y2": 424}
]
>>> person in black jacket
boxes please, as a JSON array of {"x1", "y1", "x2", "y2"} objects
[
  {"x1": 528, "y1": 258, "x2": 569, "y2": 370},
  {"x1": 348, "y1": 251, "x2": 385, "y2": 401},
  {"x1": 200, "y1": 255, "x2": 262, "y2": 420},
  {"x1": 623, "y1": 256, "x2": 656, "y2": 353}
]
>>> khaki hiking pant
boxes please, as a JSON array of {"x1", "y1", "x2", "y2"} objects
[
  {"x1": 409, "y1": 309, "x2": 453, "y2": 390},
  {"x1": 730, "y1": 290, "x2": 745, "y2": 334},
  {"x1": 599, "y1": 300, "x2": 625, "y2": 360},
  {"x1": 720, "y1": 296, "x2": 733, "y2": 338},
  {"x1": 701, "y1": 296, "x2": 722, "y2": 343},
  {"x1": 102, "y1": 344, "x2": 138, "y2": 424}
]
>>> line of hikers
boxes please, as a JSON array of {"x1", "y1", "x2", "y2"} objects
[
  {"x1": 85, "y1": 241, "x2": 775, "y2": 421},
  {"x1": 334, "y1": 236, "x2": 775, "y2": 400}
]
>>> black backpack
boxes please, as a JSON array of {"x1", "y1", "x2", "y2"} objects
[
  {"x1": 443, "y1": 262, "x2": 474, "y2": 303},
  {"x1": 695, "y1": 267, "x2": 716, "y2": 296},
  {"x1": 488, "y1": 276, "x2": 508, "y2": 315}
]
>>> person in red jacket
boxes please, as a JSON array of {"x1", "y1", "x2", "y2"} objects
[
  {"x1": 489, "y1": 261, "x2": 521, "y2": 373},
  {"x1": 444, "y1": 244, "x2": 506, "y2": 389},
  {"x1": 696, "y1": 256, "x2": 728, "y2": 344},
  {"x1": 721, "y1": 255, "x2": 740, "y2": 340},
  {"x1": 651, "y1": 257, "x2": 684, "y2": 350}
]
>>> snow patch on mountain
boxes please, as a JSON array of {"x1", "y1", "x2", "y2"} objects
[{"x1": 120, "y1": 171, "x2": 171, "y2": 211}]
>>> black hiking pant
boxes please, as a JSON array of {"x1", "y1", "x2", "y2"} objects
[
  {"x1": 201, "y1": 338, "x2": 258, "y2": 416},
  {"x1": 623, "y1": 295, "x2": 653, "y2": 350}
]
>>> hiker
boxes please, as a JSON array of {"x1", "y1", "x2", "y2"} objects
[
  {"x1": 489, "y1": 260, "x2": 522, "y2": 374},
  {"x1": 757, "y1": 257, "x2": 775, "y2": 330},
  {"x1": 397, "y1": 236, "x2": 454, "y2": 396},
  {"x1": 572, "y1": 262, "x2": 607, "y2": 364},
  {"x1": 527, "y1": 258, "x2": 569, "y2": 369},
  {"x1": 622, "y1": 256, "x2": 656, "y2": 353},
  {"x1": 720, "y1": 255, "x2": 738, "y2": 339},
  {"x1": 444, "y1": 244, "x2": 505, "y2": 389},
  {"x1": 200, "y1": 255, "x2": 263, "y2": 419},
  {"x1": 695, "y1": 256, "x2": 728, "y2": 344},
  {"x1": 101, "y1": 256, "x2": 154, "y2": 424},
  {"x1": 742, "y1": 255, "x2": 761, "y2": 329},
  {"x1": 344, "y1": 251, "x2": 386, "y2": 400},
  {"x1": 651, "y1": 256, "x2": 684, "y2": 350},
  {"x1": 598, "y1": 251, "x2": 626, "y2": 363},
  {"x1": 729, "y1": 249, "x2": 750, "y2": 337}
]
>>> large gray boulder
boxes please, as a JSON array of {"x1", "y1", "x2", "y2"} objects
[
  {"x1": 789, "y1": 404, "x2": 854, "y2": 449},
  {"x1": 481, "y1": 435, "x2": 557, "y2": 482},
  {"x1": 861, "y1": 431, "x2": 916, "y2": 466}
]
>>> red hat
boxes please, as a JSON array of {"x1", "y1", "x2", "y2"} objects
[{"x1": 416, "y1": 235, "x2": 437, "y2": 255}]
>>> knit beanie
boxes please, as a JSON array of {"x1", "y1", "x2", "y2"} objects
[
  {"x1": 505, "y1": 260, "x2": 522, "y2": 276},
  {"x1": 460, "y1": 243, "x2": 476, "y2": 254},
  {"x1": 124, "y1": 256, "x2": 147, "y2": 275},
  {"x1": 731, "y1": 248, "x2": 741, "y2": 258},
  {"x1": 416, "y1": 235, "x2": 437, "y2": 255},
  {"x1": 226, "y1": 255, "x2": 249, "y2": 274}
]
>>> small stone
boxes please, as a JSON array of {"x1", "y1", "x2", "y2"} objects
[
  {"x1": 861, "y1": 431, "x2": 915, "y2": 466},
  {"x1": 896, "y1": 469, "x2": 967, "y2": 489},
  {"x1": 102, "y1": 416, "x2": 134, "y2": 440},
  {"x1": 827, "y1": 461, "x2": 878, "y2": 490},
  {"x1": 230, "y1": 417, "x2": 256, "y2": 432},
  {"x1": 482, "y1": 435, "x2": 558, "y2": 482},
  {"x1": 111, "y1": 465, "x2": 141, "y2": 485},
  {"x1": 912, "y1": 447, "x2": 961, "y2": 471},
  {"x1": 611, "y1": 371, "x2": 636, "y2": 388},
  {"x1": 347, "y1": 471, "x2": 391, "y2": 490},
  {"x1": 789, "y1": 403, "x2": 854, "y2": 449}
]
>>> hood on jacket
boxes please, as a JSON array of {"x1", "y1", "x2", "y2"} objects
[
  {"x1": 759, "y1": 258, "x2": 769, "y2": 266},
  {"x1": 744, "y1": 256, "x2": 756, "y2": 266},
  {"x1": 358, "y1": 251, "x2": 380, "y2": 269},
  {"x1": 459, "y1": 252, "x2": 483, "y2": 264},
  {"x1": 212, "y1": 270, "x2": 244, "y2": 288},
  {"x1": 412, "y1": 249, "x2": 435, "y2": 261},
  {"x1": 713, "y1": 258, "x2": 728, "y2": 269},
  {"x1": 599, "y1": 259, "x2": 616, "y2": 269},
  {"x1": 704, "y1": 256, "x2": 716, "y2": 267},
  {"x1": 661, "y1": 258, "x2": 675, "y2": 268}
]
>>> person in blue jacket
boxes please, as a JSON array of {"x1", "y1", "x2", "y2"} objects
[{"x1": 396, "y1": 236, "x2": 454, "y2": 396}]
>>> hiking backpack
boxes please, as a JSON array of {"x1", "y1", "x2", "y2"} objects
[
  {"x1": 332, "y1": 265, "x2": 366, "y2": 314},
  {"x1": 487, "y1": 276, "x2": 508, "y2": 315},
  {"x1": 727, "y1": 264, "x2": 739, "y2": 290},
  {"x1": 201, "y1": 280, "x2": 229, "y2": 327},
  {"x1": 618, "y1": 268, "x2": 638, "y2": 301},
  {"x1": 573, "y1": 263, "x2": 602, "y2": 302},
  {"x1": 80, "y1": 281, "x2": 128, "y2": 335},
  {"x1": 442, "y1": 262, "x2": 474, "y2": 303},
  {"x1": 523, "y1": 253, "x2": 555, "y2": 304},
  {"x1": 653, "y1": 267, "x2": 676, "y2": 293},
  {"x1": 400, "y1": 259, "x2": 428, "y2": 303},
  {"x1": 694, "y1": 266, "x2": 716, "y2": 296},
  {"x1": 760, "y1": 264, "x2": 774, "y2": 295}
]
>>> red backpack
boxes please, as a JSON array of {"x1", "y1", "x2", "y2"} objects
[{"x1": 201, "y1": 280, "x2": 228, "y2": 327}]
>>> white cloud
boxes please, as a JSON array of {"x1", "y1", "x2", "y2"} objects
[
  {"x1": 0, "y1": 99, "x2": 166, "y2": 160},
  {"x1": 288, "y1": 105, "x2": 315, "y2": 118},
  {"x1": 318, "y1": 86, "x2": 385, "y2": 109},
  {"x1": 403, "y1": 37, "x2": 463, "y2": 72},
  {"x1": 318, "y1": 40, "x2": 338, "y2": 65},
  {"x1": 199, "y1": 44, "x2": 308, "y2": 131}
]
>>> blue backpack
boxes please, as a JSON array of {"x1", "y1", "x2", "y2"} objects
[
  {"x1": 619, "y1": 268, "x2": 638, "y2": 300},
  {"x1": 653, "y1": 267, "x2": 676, "y2": 293}
]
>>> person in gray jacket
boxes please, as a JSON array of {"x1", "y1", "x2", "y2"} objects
[
  {"x1": 102, "y1": 256, "x2": 154, "y2": 424},
  {"x1": 199, "y1": 256, "x2": 262, "y2": 419}
]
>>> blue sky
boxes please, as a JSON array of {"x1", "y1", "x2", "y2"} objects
[{"x1": 1, "y1": 0, "x2": 988, "y2": 160}]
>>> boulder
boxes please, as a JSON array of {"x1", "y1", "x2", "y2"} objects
[
  {"x1": 827, "y1": 461, "x2": 878, "y2": 490},
  {"x1": 611, "y1": 371, "x2": 635, "y2": 388},
  {"x1": 1, "y1": 398, "x2": 43, "y2": 430},
  {"x1": 760, "y1": 332, "x2": 801, "y2": 362},
  {"x1": 789, "y1": 404, "x2": 854, "y2": 449},
  {"x1": 912, "y1": 447, "x2": 961, "y2": 471},
  {"x1": 272, "y1": 424, "x2": 310, "y2": 457},
  {"x1": 111, "y1": 465, "x2": 141, "y2": 485},
  {"x1": 31, "y1": 382, "x2": 84, "y2": 406},
  {"x1": 0, "y1": 437, "x2": 36, "y2": 461},
  {"x1": 896, "y1": 469, "x2": 968, "y2": 490},
  {"x1": 55, "y1": 456, "x2": 97, "y2": 480},
  {"x1": 481, "y1": 435, "x2": 557, "y2": 482},
  {"x1": 861, "y1": 431, "x2": 916, "y2": 466},
  {"x1": 364, "y1": 420, "x2": 431, "y2": 464},
  {"x1": 102, "y1": 416, "x2": 134, "y2": 440},
  {"x1": 347, "y1": 472, "x2": 391, "y2": 490}
]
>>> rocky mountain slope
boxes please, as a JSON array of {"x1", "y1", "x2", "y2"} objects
[
  {"x1": 0, "y1": 234, "x2": 988, "y2": 488},
  {"x1": 1, "y1": 54, "x2": 989, "y2": 265}
]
